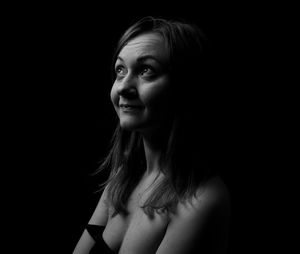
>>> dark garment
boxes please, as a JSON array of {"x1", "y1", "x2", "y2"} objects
[{"x1": 86, "y1": 224, "x2": 116, "y2": 254}]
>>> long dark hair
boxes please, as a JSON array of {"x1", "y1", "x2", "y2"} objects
[{"x1": 98, "y1": 16, "x2": 217, "y2": 218}]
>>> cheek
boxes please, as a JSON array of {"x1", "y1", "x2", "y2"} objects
[
  {"x1": 140, "y1": 87, "x2": 172, "y2": 124},
  {"x1": 110, "y1": 84, "x2": 118, "y2": 106},
  {"x1": 110, "y1": 84, "x2": 120, "y2": 116},
  {"x1": 142, "y1": 83, "x2": 171, "y2": 110}
]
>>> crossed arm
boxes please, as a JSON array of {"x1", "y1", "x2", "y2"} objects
[{"x1": 73, "y1": 186, "x2": 109, "y2": 254}]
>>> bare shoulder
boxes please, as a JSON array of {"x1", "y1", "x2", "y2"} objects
[
  {"x1": 156, "y1": 176, "x2": 230, "y2": 253},
  {"x1": 194, "y1": 175, "x2": 230, "y2": 211},
  {"x1": 173, "y1": 175, "x2": 230, "y2": 220}
]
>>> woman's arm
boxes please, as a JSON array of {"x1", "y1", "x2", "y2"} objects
[
  {"x1": 156, "y1": 179, "x2": 231, "y2": 254},
  {"x1": 73, "y1": 186, "x2": 109, "y2": 254}
]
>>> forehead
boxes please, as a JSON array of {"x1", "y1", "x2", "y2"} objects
[{"x1": 118, "y1": 32, "x2": 168, "y2": 63}]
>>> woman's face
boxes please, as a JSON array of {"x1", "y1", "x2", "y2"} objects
[{"x1": 110, "y1": 32, "x2": 172, "y2": 133}]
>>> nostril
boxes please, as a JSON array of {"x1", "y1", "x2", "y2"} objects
[{"x1": 118, "y1": 87, "x2": 137, "y2": 99}]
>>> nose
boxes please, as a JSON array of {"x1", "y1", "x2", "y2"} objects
[{"x1": 116, "y1": 74, "x2": 137, "y2": 99}]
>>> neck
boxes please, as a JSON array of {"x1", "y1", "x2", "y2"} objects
[{"x1": 141, "y1": 125, "x2": 169, "y2": 176}]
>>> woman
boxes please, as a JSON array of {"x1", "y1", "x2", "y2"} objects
[{"x1": 73, "y1": 16, "x2": 231, "y2": 254}]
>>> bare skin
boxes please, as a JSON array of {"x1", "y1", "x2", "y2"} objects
[
  {"x1": 73, "y1": 33, "x2": 231, "y2": 253},
  {"x1": 73, "y1": 172, "x2": 230, "y2": 254}
]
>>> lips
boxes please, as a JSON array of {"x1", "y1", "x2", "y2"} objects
[
  {"x1": 119, "y1": 104, "x2": 144, "y2": 113},
  {"x1": 119, "y1": 104, "x2": 144, "y2": 108}
]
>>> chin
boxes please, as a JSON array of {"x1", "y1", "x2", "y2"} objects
[{"x1": 119, "y1": 120, "x2": 142, "y2": 131}]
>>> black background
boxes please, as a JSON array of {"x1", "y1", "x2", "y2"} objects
[{"x1": 4, "y1": 2, "x2": 289, "y2": 253}]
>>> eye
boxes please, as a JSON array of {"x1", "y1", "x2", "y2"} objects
[
  {"x1": 140, "y1": 66, "x2": 155, "y2": 76},
  {"x1": 115, "y1": 65, "x2": 127, "y2": 77}
]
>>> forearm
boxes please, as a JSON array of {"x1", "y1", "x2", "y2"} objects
[{"x1": 73, "y1": 230, "x2": 95, "y2": 254}]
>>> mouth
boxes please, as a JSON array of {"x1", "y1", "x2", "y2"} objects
[
  {"x1": 119, "y1": 104, "x2": 144, "y2": 112},
  {"x1": 119, "y1": 103, "x2": 143, "y2": 108}
]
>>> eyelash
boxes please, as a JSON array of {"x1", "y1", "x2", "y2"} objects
[
  {"x1": 140, "y1": 66, "x2": 155, "y2": 75},
  {"x1": 115, "y1": 65, "x2": 126, "y2": 76},
  {"x1": 114, "y1": 65, "x2": 155, "y2": 78}
]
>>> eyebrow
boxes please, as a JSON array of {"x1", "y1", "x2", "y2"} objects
[{"x1": 117, "y1": 55, "x2": 164, "y2": 65}]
